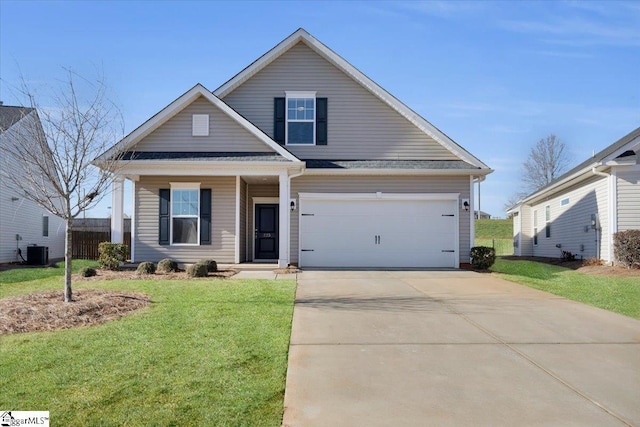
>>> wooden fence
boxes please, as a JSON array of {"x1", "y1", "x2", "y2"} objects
[{"x1": 72, "y1": 231, "x2": 131, "y2": 260}]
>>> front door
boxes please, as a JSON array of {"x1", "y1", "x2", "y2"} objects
[{"x1": 255, "y1": 204, "x2": 279, "y2": 260}]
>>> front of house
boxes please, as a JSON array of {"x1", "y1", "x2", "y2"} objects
[
  {"x1": 509, "y1": 126, "x2": 640, "y2": 264},
  {"x1": 100, "y1": 29, "x2": 492, "y2": 268}
]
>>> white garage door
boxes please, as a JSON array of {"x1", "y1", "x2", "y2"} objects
[{"x1": 299, "y1": 194, "x2": 458, "y2": 268}]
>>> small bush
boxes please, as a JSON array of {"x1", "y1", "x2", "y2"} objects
[
  {"x1": 136, "y1": 262, "x2": 156, "y2": 275},
  {"x1": 198, "y1": 259, "x2": 217, "y2": 272},
  {"x1": 470, "y1": 246, "x2": 496, "y2": 270},
  {"x1": 157, "y1": 258, "x2": 179, "y2": 273},
  {"x1": 561, "y1": 250, "x2": 576, "y2": 261},
  {"x1": 79, "y1": 267, "x2": 97, "y2": 278},
  {"x1": 98, "y1": 242, "x2": 128, "y2": 270},
  {"x1": 187, "y1": 263, "x2": 208, "y2": 278},
  {"x1": 583, "y1": 257, "x2": 603, "y2": 267},
  {"x1": 613, "y1": 230, "x2": 640, "y2": 269}
]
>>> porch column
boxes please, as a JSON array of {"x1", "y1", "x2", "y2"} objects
[
  {"x1": 278, "y1": 173, "x2": 290, "y2": 267},
  {"x1": 111, "y1": 176, "x2": 124, "y2": 244}
]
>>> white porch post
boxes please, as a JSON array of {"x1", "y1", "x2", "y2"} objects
[
  {"x1": 278, "y1": 173, "x2": 290, "y2": 268},
  {"x1": 111, "y1": 176, "x2": 124, "y2": 244}
]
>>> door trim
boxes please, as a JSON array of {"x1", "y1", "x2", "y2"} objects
[{"x1": 252, "y1": 197, "x2": 279, "y2": 262}]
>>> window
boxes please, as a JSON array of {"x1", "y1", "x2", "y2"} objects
[
  {"x1": 533, "y1": 210, "x2": 538, "y2": 246},
  {"x1": 42, "y1": 215, "x2": 49, "y2": 237},
  {"x1": 561, "y1": 198, "x2": 570, "y2": 206},
  {"x1": 545, "y1": 205, "x2": 551, "y2": 238},
  {"x1": 171, "y1": 184, "x2": 200, "y2": 245},
  {"x1": 286, "y1": 91, "x2": 315, "y2": 145}
]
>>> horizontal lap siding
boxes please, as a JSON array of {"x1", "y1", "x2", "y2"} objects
[
  {"x1": 134, "y1": 96, "x2": 272, "y2": 152},
  {"x1": 222, "y1": 42, "x2": 457, "y2": 161},
  {"x1": 135, "y1": 176, "x2": 236, "y2": 263},
  {"x1": 289, "y1": 175, "x2": 471, "y2": 264},
  {"x1": 617, "y1": 169, "x2": 640, "y2": 230},
  {"x1": 530, "y1": 176, "x2": 609, "y2": 261}
]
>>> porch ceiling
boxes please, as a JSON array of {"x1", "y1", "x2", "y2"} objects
[{"x1": 242, "y1": 175, "x2": 279, "y2": 184}]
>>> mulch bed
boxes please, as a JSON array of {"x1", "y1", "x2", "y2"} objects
[
  {"x1": 0, "y1": 289, "x2": 151, "y2": 334},
  {"x1": 500, "y1": 256, "x2": 640, "y2": 277},
  {"x1": 78, "y1": 269, "x2": 238, "y2": 281}
]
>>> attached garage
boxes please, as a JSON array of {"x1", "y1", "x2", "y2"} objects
[{"x1": 298, "y1": 193, "x2": 459, "y2": 268}]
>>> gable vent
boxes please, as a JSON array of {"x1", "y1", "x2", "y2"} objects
[{"x1": 192, "y1": 114, "x2": 209, "y2": 136}]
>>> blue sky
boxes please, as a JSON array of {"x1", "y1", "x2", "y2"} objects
[{"x1": 1, "y1": 0, "x2": 639, "y2": 218}]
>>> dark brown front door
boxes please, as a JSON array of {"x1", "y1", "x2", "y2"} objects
[{"x1": 255, "y1": 204, "x2": 279, "y2": 259}]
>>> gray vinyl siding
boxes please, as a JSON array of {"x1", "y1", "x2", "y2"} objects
[
  {"x1": 222, "y1": 42, "x2": 458, "y2": 161},
  {"x1": 0, "y1": 112, "x2": 65, "y2": 263},
  {"x1": 134, "y1": 96, "x2": 273, "y2": 153},
  {"x1": 239, "y1": 179, "x2": 247, "y2": 262},
  {"x1": 616, "y1": 169, "x2": 640, "y2": 231},
  {"x1": 135, "y1": 176, "x2": 236, "y2": 263},
  {"x1": 519, "y1": 205, "x2": 533, "y2": 256},
  {"x1": 529, "y1": 176, "x2": 609, "y2": 261},
  {"x1": 289, "y1": 175, "x2": 471, "y2": 264},
  {"x1": 247, "y1": 184, "x2": 279, "y2": 261}
]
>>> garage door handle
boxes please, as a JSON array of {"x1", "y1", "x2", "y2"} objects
[
  {"x1": 374, "y1": 235, "x2": 381, "y2": 245},
  {"x1": 441, "y1": 250, "x2": 455, "y2": 253},
  {"x1": 442, "y1": 214, "x2": 455, "y2": 217},
  {"x1": 301, "y1": 249, "x2": 314, "y2": 252}
]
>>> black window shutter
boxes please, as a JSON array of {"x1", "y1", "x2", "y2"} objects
[
  {"x1": 200, "y1": 189, "x2": 212, "y2": 245},
  {"x1": 159, "y1": 189, "x2": 170, "y2": 245},
  {"x1": 274, "y1": 97, "x2": 285, "y2": 145},
  {"x1": 316, "y1": 97, "x2": 328, "y2": 145}
]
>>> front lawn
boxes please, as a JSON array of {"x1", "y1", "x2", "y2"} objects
[
  {"x1": 491, "y1": 258, "x2": 640, "y2": 319},
  {"x1": 0, "y1": 267, "x2": 296, "y2": 426}
]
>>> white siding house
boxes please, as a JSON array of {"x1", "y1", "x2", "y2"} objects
[
  {"x1": 0, "y1": 106, "x2": 65, "y2": 264},
  {"x1": 510, "y1": 127, "x2": 640, "y2": 264}
]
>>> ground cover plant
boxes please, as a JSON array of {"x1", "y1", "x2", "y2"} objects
[
  {"x1": 0, "y1": 263, "x2": 296, "y2": 426},
  {"x1": 491, "y1": 258, "x2": 640, "y2": 319}
]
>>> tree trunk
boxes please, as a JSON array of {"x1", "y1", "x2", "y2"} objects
[{"x1": 64, "y1": 219, "x2": 73, "y2": 302}]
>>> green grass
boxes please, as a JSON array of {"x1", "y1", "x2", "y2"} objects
[
  {"x1": 474, "y1": 238, "x2": 513, "y2": 256},
  {"x1": 475, "y1": 218, "x2": 512, "y2": 239},
  {"x1": 0, "y1": 259, "x2": 98, "y2": 284},
  {"x1": 491, "y1": 258, "x2": 640, "y2": 319},
  {"x1": 0, "y1": 269, "x2": 296, "y2": 426}
]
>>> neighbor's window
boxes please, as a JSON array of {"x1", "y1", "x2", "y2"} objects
[
  {"x1": 545, "y1": 205, "x2": 551, "y2": 238},
  {"x1": 533, "y1": 210, "x2": 538, "y2": 246},
  {"x1": 561, "y1": 198, "x2": 570, "y2": 206},
  {"x1": 286, "y1": 91, "x2": 315, "y2": 145},
  {"x1": 171, "y1": 186, "x2": 199, "y2": 245},
  {"x1": 42, "y1": 215, "x2": 49, "y2": 237}
]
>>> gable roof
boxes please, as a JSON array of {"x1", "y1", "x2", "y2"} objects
[
  {"x1": 513, "y1": 126, "x2": 640, "y2": 208},
  {"x1": 214, "y1": 28, "x2": 491, "y2": 172},
  {"x1": 0, "y1": 105, "x2": 34, "y2": 133},
  {"x1": 96, "y1": 84, "x2": 300, "y2": 163}
]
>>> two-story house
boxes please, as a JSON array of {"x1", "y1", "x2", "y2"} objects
[{"x1": 98, "y1": 29, "x2": 492, "y2": 268}]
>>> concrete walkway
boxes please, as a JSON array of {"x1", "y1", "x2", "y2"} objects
[{"x1": 282, "y1": 270, "x2": 640, "y2": 427}]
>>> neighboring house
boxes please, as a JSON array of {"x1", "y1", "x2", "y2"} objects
[
  {"x1": 475, "y1": 210, "x2": 491, "y2": 219},
  {"x1": 98, "y1": 29, "x2": 492, "y2": 268},
  {"x1": 0, "y1": 105, "x2": 65, "y2": 263},
  {"x1": 509, "y1": 126, "x2": 640, "y2": 264}
]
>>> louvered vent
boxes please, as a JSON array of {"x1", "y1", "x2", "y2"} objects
[{"x1": 192, "y1": 114, "x2": 209, "y2": 136}]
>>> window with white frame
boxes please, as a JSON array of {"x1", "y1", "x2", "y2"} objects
[
  {"x1": 545, "y1": 205, "x2": 551, "y2": 238},
  {"x1": 286, "y1": 91, "x2": 315, "y2": 145},
  {"x1": 533, "y1": 210, "x2": 538, "y2": 246},
  {"x1": 171, "y1": 184, "x2": 200, "y2": 245}
]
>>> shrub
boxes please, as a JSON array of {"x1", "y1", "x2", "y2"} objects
[
  {"x1": 470, "y1": 246, "x2": 496, "y2": 270},
  {"x1": 136, "y1": 262, "x2": 156, "y2": 275},
  {"x1": 187, "y1": 263, "x2": 208, "y2": 278},
  {"x1": 583, "y1": 257, "x2": 603, "y2": 267},
  {"x1": 79, "y1": 267, "x2": 97, "y2": 277},
  {"x1": 613, "y1": 230, "x2": 640, "y2": 269},
  {"x1": 561, "y1": 250, "x2": 576, "y2": 261},
  {"x1": 98, "y1": 242, "x2": 128, "y2": 270},
  {"x1": 157, "y1": 258, "x2": 179, "y2": 273},
  {"x1": 198, "y1": 259, "x2": 217, "y2": 272}
]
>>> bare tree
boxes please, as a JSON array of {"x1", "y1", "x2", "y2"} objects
[
  {"x1": 0, "y1": 70, "x2": 125, "y2": 302},
  {"x1": 503, "y1": 191, "x2": 527, "y2": 216},
  {"x1": 522, "y1": 134, "x2": 570, "y2": 192}
]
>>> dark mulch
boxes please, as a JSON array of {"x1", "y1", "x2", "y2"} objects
[
  {"x1": 0, "y1": 289, "x2": 151, "y2": 334},
  {"x1": 500, "y1": 256, "x2": 640, "y2": 277},
  {"x1": 78, "y1": 269, "x2": 238, "y2": 281}
]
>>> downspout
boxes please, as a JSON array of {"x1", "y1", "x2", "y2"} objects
[{"x1": 591, "y1": 167, "x2": 612, "y2": 263}]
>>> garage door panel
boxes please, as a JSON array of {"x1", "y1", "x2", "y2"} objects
[{"x1": 299, "y1": 196, "x2": 457, "y2": 268}]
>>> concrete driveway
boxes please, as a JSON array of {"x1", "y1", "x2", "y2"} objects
[{"x1": 282, "y1": 270, "x2": 640, "y2": 427}]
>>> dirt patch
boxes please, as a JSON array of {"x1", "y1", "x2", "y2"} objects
[
  {"x1": 0, "y1": 289, "x2": 151, "y2": 334},
  {"x1": 77, "y1": 268, "x2": 238, "y2": 281},
  {"x1": 501, "y1": 256, "x2": 640, "y2": 277}
]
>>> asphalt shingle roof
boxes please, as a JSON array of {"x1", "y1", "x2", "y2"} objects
[{"x1": 304, "y1": 159, "x2": 480, "y2": 170}]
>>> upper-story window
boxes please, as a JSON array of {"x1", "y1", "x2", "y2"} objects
[{"x1": 286, "y1": 92, "x2": 316, "y2": 145}]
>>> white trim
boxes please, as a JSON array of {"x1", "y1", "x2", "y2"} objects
[
  {"x1": 278, "y1": 173, "x2": 290, "y2": 267},
  {"x1": 285, "y1": 92, "x2": 316, "y2": 146},
  {"x1": 469, "y1": 176, "x2": 475, "y2": 254},
  {"x1": 118, "y1": 162, "x2": 302, "y2": 177},
  {"x1": 252, "y1": 197, "x2": 280, "y2": 261},
  {"x1": 110, "y1": 177, "x2": 125, "y2": 244},
  {"x1": 131, "y1": 179, "x2": 136, "y2": 263},
  {"x1": 245, "y1": 182, "x2": 250, "y2": 262},
  {"x1": 298, "y1": 192, "x2": 460, "y2": 201},
  {"x1": 169, "y1": 183, "x2": 201, "y2": 246},
  {"x1": 170, "y1": 182, "x2": 201, "y2": 190},
  {"x1": 302, "y1": 168, "x2": 492, "y2": 176},
  {"x1": 235, "y1": 176, "x2": 241, "y2": 264},
  {"x1": 213, "y1": 29, "x2": 489, "y2": 170},
  {"x1": 609, "y1": 169, "x2": 617, "y2": 263},
  {"x1": 97, "y1": 84, "x2": 300, "y2": 163}
]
